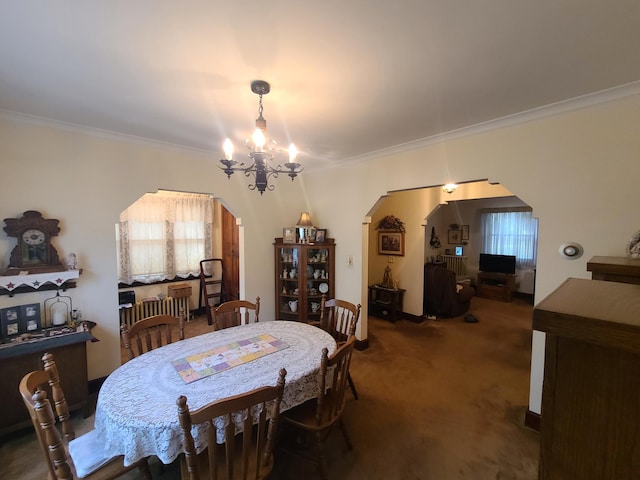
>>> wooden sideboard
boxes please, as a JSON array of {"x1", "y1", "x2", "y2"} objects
[
  {"x1": 0, "y1": 328, "x2": 96, "y2": 436},
  {"x1": 368, "y1": 285, "x2": 405, "y2": 322},
  {"x1": 586, "y1": 255, "x2": 640, "y2": 284},
  {"x1": 533, "y1": 278, "x2": 640, "y2": 480}
]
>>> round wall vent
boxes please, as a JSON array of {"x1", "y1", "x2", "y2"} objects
[{"x1": 558, "y1": 242, "x2": 584, "y2": 260}]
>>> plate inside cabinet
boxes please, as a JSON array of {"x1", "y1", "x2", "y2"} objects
[{"x1": 319, "y1": 282, "x2": 329, "y2": 293}]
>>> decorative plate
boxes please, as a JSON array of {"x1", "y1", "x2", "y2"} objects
[{"x1": 319, "y1": 282, "x2": 329, "y2": 294}]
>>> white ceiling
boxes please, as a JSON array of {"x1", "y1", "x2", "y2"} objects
[{"x1": 1, "y1": 1, "x2": 639, "y2": 170}]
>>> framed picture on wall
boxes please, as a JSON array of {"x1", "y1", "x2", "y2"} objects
[
  {"x1": 21, "y1": 303, "x2": 41, "y2": 332},
  {"x1": 461, "y1": 225, "x2": 470, "y2": 240},
  {"x1": 378, "y1": 231, "x2": 405, "y2": 256},
  {"x1": 448, "y1": 229, "x2": 462, "y2": 244},
  {"x1": 1, "y1": 306, "x2": 21, "y2": 337}
]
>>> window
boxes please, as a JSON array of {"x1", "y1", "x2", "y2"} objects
[
  {"x1": 117, "y1": 191, "x2": 214, "y2": 284},
  {"x1": 480, "y1": 208, "x2": 538, "y2": 270}
]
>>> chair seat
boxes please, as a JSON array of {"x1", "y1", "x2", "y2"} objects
[
  {"x1": 282, "y1": 392, "x2": 339, "y2": 432},
  {"x1": 68, "y1": 429, "x2": 120, "y2": 478}
]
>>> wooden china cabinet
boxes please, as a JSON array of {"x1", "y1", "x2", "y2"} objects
[{"x1": 274, "y1": 238, "x2": 335, "y2": 323}]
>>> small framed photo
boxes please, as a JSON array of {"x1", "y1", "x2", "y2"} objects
[
  {"x1": 461, "y1": 225, "x2": 470, "y2": 240},
  {"x1": 448, "y1": 229, "x2": 462, "y2": 244},
  {"x1": 1, "y1": 306, "x2": 21, "y2": 338},
  {"x1": 21, "y1": 303, "x2": 41, "y2": 332},
  {"x1": 315, "y1": 229, "x2": 327, "y2": 243},
  {"x1": 378, "y1": 231, "x2": 405, "y2": 256},
  {"x1": 283, "y1": 227, "x2": 297, "y2": 244}
]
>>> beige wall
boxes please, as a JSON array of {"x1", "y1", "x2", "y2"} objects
[{"x1": 2, "y1": 91, "x2": 639, "y2": 415}]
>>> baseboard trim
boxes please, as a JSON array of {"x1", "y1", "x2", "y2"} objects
[
  {"x1": 355, "y1": 338, "x2": 369, "y2": 351},
  {"x1": 402, "y1": 312, "x2": 425, "y2": 323},
  {"x1": 524, "y1": 409, "x2": 541, "y2": 431}
]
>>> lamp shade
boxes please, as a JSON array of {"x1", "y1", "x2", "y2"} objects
[{"x1": 296, "y1": 212, "x2": 314, "y2": 227}]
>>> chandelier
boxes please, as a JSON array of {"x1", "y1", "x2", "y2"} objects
[{"x1": 219, "y1": 80, "x2": 302, "y2": 195}]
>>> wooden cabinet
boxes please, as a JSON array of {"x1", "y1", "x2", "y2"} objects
[
  {"x1": 533, "y1": 278, "x2": 640, "y2": 480},
  {"x1": 274, "y1": 238, "x2": 335, "y2": 323},
  {"x1": 368, "y1": 285, "x2": 405, "y2": 322},
  {"x1": 476, "y1": 271, "x2": 516, "y2": 302},
  {"x1": 586, "y1": 255, "x2": 640, "y2": 284},
  {"x1": 0, "y1": 329, "x2": 95, "y2": 435}
]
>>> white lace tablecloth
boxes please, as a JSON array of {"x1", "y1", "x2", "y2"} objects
[{"x1": 94, "y1": 320, "x2": 336, "y2": 466}]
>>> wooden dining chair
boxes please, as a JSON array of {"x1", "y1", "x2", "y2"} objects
[
  {"x1": 120, "y1": 309, "x2": 185, "y2": 361},
  {"x1": 318, "y1": 296, "x2": 361, "y2": 399},
  {"x1": 212, "y1": 297, "x2": 260, "y2": 331},
  {"x1": 19, "y1": 352, "x2": 151, "y2": 480},
  {"x1": 279, "y1": 336, "x2": 356, "y2": 480},
  {"x1": 176, "y1": 368, "x2": 287, "y2": 480}
]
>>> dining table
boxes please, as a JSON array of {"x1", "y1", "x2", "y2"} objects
[{"x1": 93, "y1": 320, "x2": 336, "y2": 466}]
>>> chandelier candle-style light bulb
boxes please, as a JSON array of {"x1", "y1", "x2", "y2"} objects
[
  {"x1": 288, "y1": 144, "x2": 298, "y2": 163},
  {"x1": 223, "y1": 139, "x2": 234, "y2": 160},
  {"x1": 218, "y1": 80, "x2": 303, "y2": 195},
  {"x1": 253, "y1": 129, "x2": 266, "y2": 152}
]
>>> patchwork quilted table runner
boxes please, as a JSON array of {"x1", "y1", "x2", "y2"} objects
[{"x1": 172, "y1": 333, "x2": 290, "y2": 384}]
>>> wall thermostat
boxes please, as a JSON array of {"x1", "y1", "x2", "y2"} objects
[{"x1": 558, "y1": 242, "x2": 583, "y2": 259}]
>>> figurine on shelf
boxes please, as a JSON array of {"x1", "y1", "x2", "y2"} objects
[
  {"x1": 67, "y1": 252, "x2": 78, "y2": 270},
  {"x1": 283, "y1": 268, "x2": 288, "y2": 279},
  {"x1": 381, "y1": 266, "x2": 395, "y2": 289}
]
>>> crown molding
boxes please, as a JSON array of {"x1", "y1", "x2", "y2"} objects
[
  {"x1": 340, "y1": 80, "x2": 640, "y2": 168},
  {"x1": 0, "y1": 108, "x2": 214, "y2": 158}
]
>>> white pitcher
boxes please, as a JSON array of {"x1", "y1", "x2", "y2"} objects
[{"x1": 288, "y1": 300, "x2": 298, "y2": 312}]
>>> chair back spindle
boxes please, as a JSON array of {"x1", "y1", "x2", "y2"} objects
[
  {"x1": 177, "y1": 368, "x2": 286, "y2": 480},
  {"x1": 319, "y1": 296, "x2": 360, "y2": 343},
  {"x1": 121, "y1": 310, "x2": 185, "y2": 360},
  {"x1": 213, "y1": 297, "x2": 260, "y2": 331}
]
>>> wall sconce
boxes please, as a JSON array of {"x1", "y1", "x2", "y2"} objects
[{"x1": 443, "y1": 183, "x2": 458, "y2": 194}]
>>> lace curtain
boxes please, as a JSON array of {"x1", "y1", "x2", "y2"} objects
[
  {"x1": 118, "y1": 191, "x2": 213, "y2": 284},
  {"x1": 480, "y1": 208, "x2": 538, "y2": 270}
]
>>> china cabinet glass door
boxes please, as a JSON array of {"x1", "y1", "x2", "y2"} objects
[{"x1": 274, "y1": 239, "x2": 335, "y2": 322}]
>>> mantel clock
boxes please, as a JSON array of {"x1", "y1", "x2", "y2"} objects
[{"x1": 3, "y1": 210, "x2": 65, "y2": 274}]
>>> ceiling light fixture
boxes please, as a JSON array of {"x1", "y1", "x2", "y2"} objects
[
  {"x1": 443, "y1": 183, "x2": 458, "y2": 194},
  {"x1": 219, "y1": 80, "x2": 302, "y2": 195}
]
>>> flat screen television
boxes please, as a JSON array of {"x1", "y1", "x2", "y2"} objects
[{"x1": 479, "y1": 253, "x2": 516, "y2": 275}]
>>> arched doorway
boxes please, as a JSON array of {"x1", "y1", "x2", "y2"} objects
[{"x1": 365, "y1": 180, "x2": 537, "y2": 320}]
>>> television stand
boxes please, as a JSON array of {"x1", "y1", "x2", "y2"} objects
[{"x1": 477, "y1": 271, "x2": 516, "y2": 302}]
